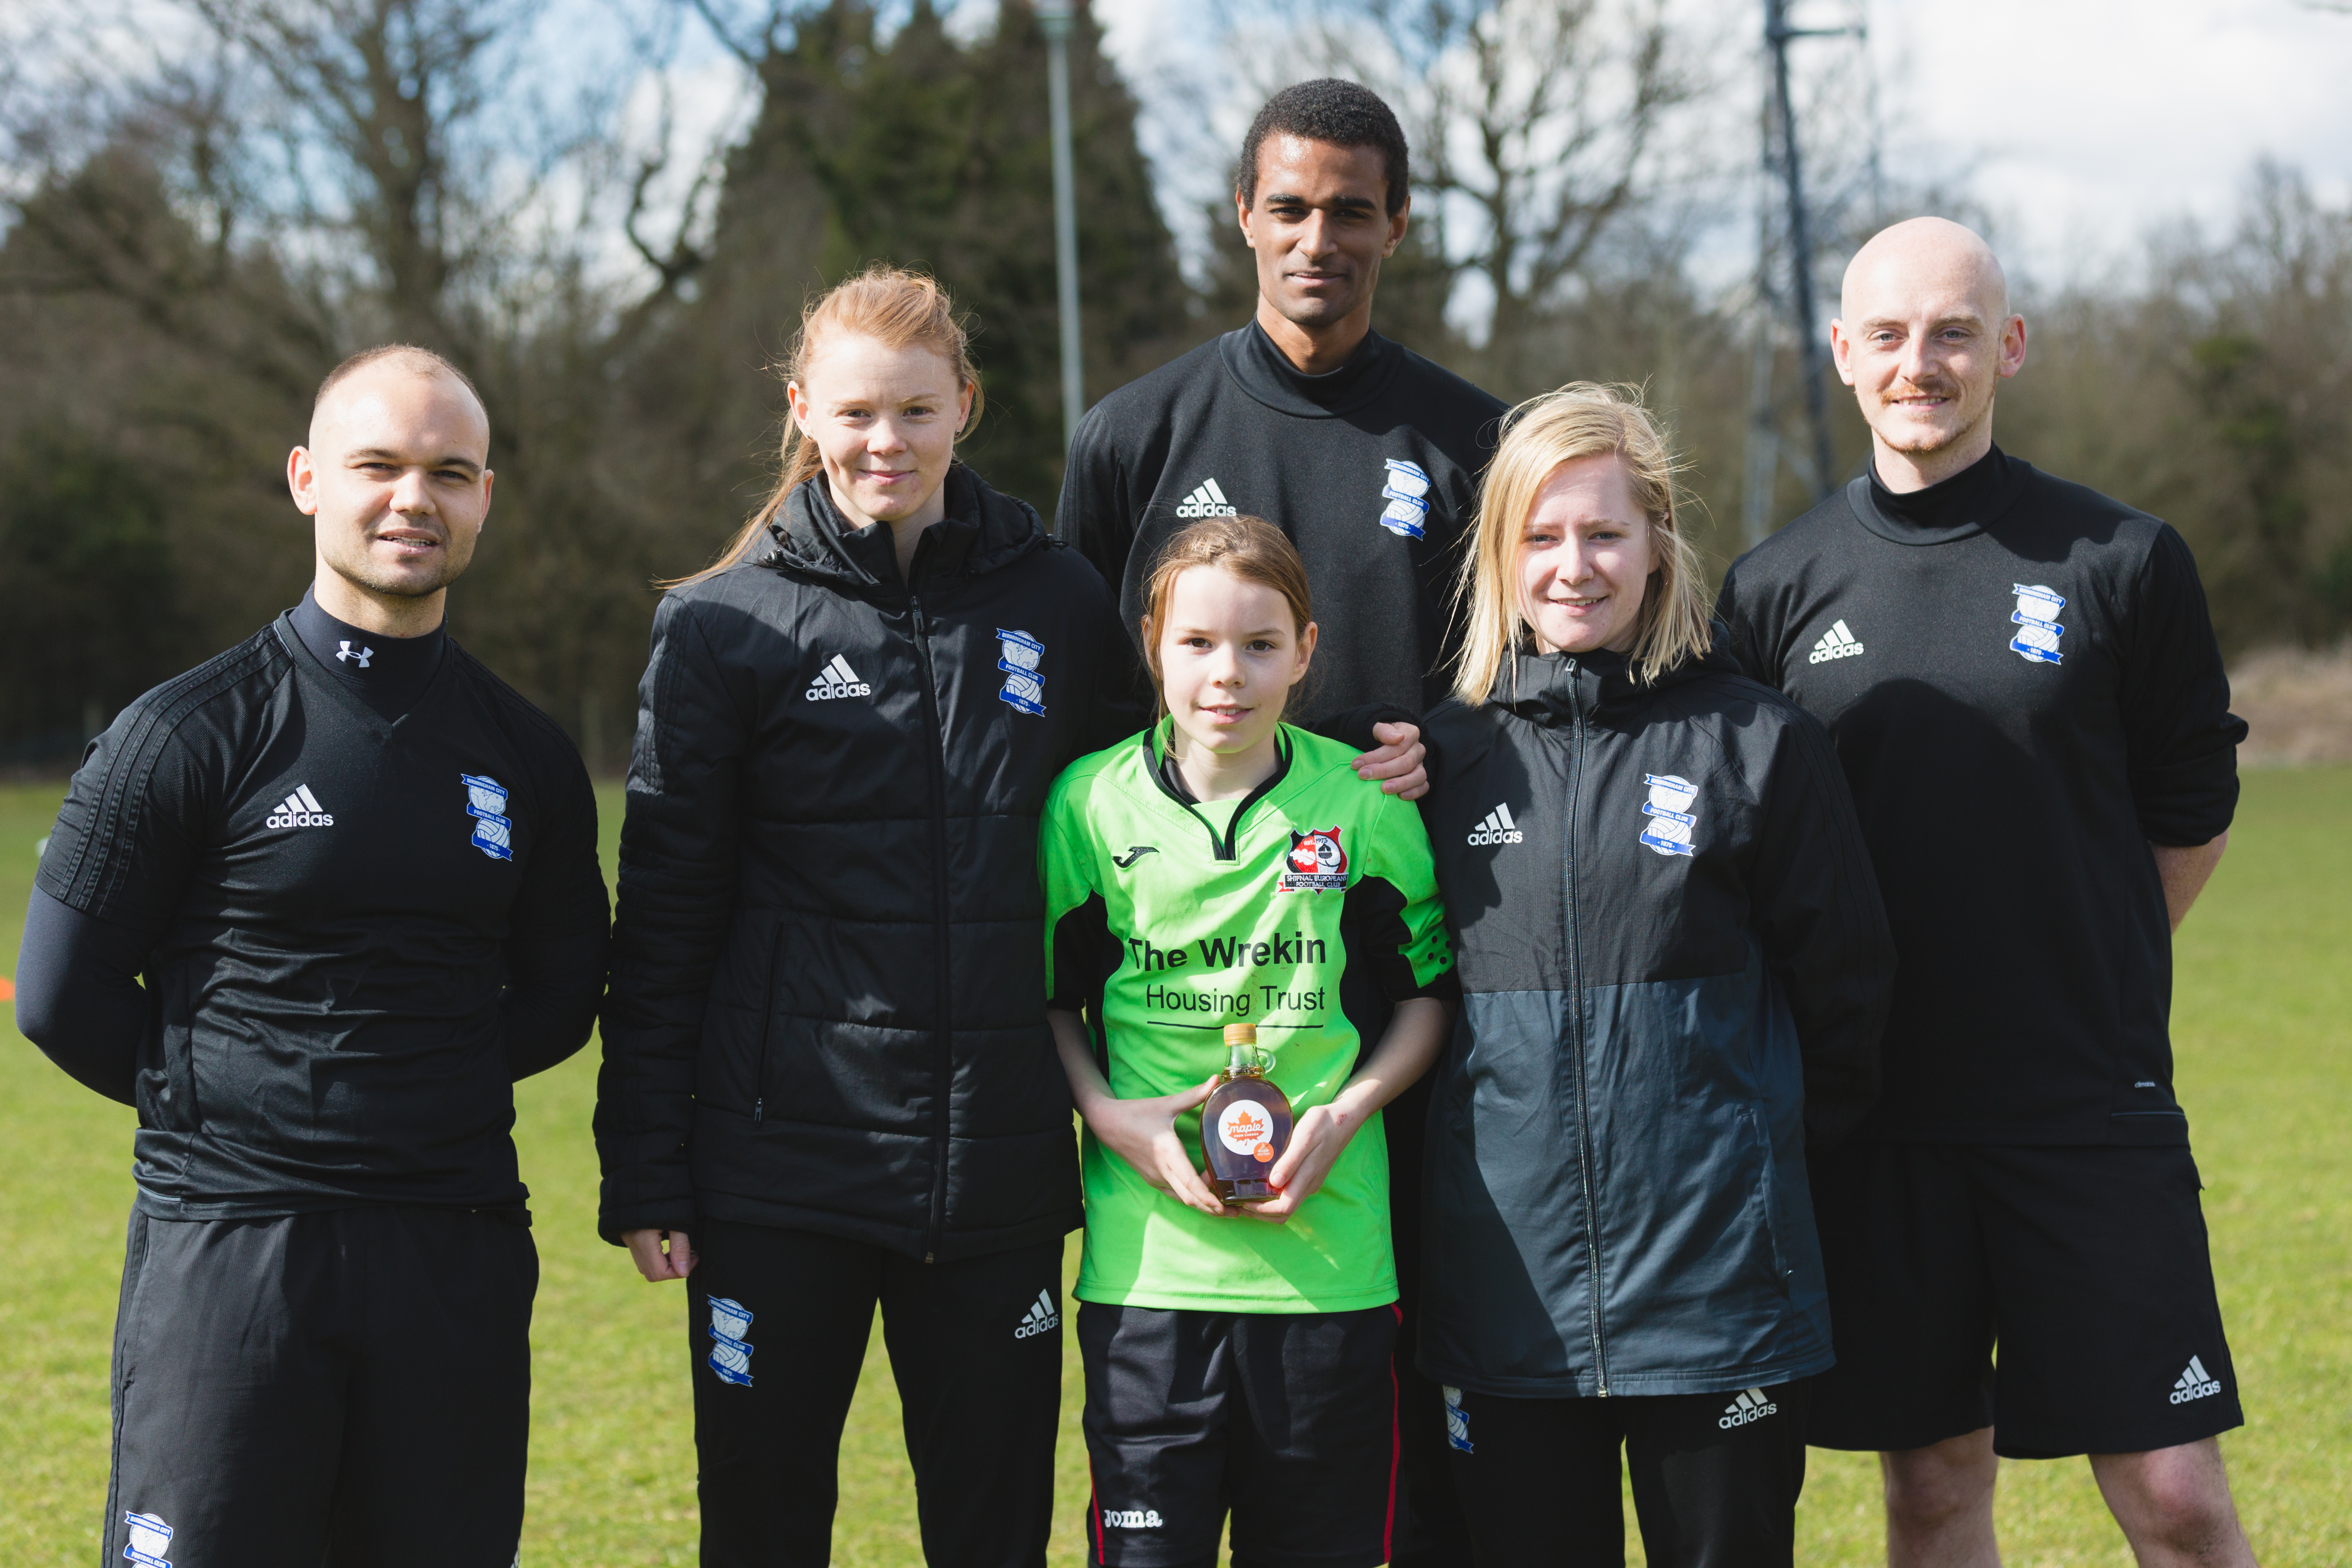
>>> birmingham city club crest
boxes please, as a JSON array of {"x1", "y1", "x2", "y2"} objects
[
  {"x1": 996, "y1": 628, "x2": 1047, "y2": 715},
  {"x1": 1379, "y1": 459, "x2": 1432, "y2": 539},
  {"x1": 2009, "y1": 583, "x2": 2066, "y2": 664},
  {"x1": 1278, "y1": 827, "x2": 1349, "y2": 893},
  {"x1": 707, "y1": 1295, "x2": 755, "y2": 1387},
  {"x1": 1639, "y1": 773, "x2": 1698, "y2": 858},
  {"x1": 462, "y1": 773, "x2": 513, "y2": 862}
]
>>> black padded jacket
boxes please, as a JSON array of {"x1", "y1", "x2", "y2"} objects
[
  {"x1": 1416, "y1": 645, "x2": 1895, "y2": 1397},
  {"x1": 594, "y1": 466, "x2": 1141, "y2": 1258}
]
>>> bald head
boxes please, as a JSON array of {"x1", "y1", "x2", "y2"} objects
[
  {"x1": 1841, "y1": 217, "x2": 2008, "y2": 326},
  {"x1": 309, "y1": 347, "x2": 489, "y2": 457},
  {"x1": 1830, "y1": 217, "x2": 2028, "y2": 491}
]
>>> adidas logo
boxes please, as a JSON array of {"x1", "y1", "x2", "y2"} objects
[
  {"x1": 1718, "y1": 1388, "x2": 1778, "y2": 1429},
  {"x1": 2170, "y1": 1356, "x2": 2222, "y2": 1404},
  {"x1": 1101, "y1": 1508, "x2": 1163, "y2": 1530},
  {"x1": 1013, "y1": 1288, "x2": 1060, "y2": 1340},
  {"x1": 1807, "y1": 619, "x2": 1866, "y2": 665},
  {"x1": 804, "y1": 654, "x2": 873, "y2": 701},
  {"x1": 265, "y1": 785, "x2": 334, "y2": 829},
  {"x1": 1467, "y1": 803, "x2": 1523, "y2": 846},
  {"x1": 1174, "y1": 478, "x2": 1238, "y2": 519}
]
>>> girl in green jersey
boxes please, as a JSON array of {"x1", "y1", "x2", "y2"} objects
[{"x1": 1040, "y1": 516, "x2": 1455, "y2": 1568}]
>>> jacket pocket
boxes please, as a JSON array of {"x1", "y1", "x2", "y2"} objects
[{"x1": 1744, "y1": 1103, "x2": 1794, "y2": 1296}]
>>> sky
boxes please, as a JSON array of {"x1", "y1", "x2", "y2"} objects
[
  {"x1": 1866, "y1": 0, "x2": 2352, "y2": 283},
  {"x1": 10, "y1": 0, "x2": 2349, "y2": 301},
  {"x1": 1089, "y1": 0, "x2": 2352, "y2": 293}
]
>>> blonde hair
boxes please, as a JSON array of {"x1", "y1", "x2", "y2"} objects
[
  {"x1": 668, "y1": 264, "x2": 983, "y2": 587},
  {"x1": 1140, "y1": 515, "x2": 1314, "y2": 720},
  {"x1": 1451, "y1": 382, "x2": 1710, "y2": 701}
]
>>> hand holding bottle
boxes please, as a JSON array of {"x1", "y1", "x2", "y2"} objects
[
  {"x1": 1048, "y1": 1010, "x2": 1235, "y2": 1216},
  {"x1": 1081, "y1": 1073, "x2": 1235, "y2": 1217},
  {"x1": 1243, "y1": 1094, "x2": 1373, "y2": 1223},
  {"x1": 1245, "y1": 996, "x2": 1454, "y2": 1225}
]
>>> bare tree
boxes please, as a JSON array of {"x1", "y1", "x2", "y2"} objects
[{"x1": 1297, "y1": 0, "x2": 1701, "y2": 375}]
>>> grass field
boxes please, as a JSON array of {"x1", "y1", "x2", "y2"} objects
[{"x1": 1, "y1": 771, "x2": 2345, "y2": 1565}]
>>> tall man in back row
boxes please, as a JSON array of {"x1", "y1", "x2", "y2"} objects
[
  {"x1": 13, "y1": 346, "x2": 609, "y2": 1566},
  {"x1": 1716, "y1": 218, "x2": 2259, "y2": 1567},
  {"x1": 1057, "y1": 78, "x2": 1506, "y2": 1568}
]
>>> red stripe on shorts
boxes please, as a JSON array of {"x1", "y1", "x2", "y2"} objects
[{"x1": 1090, "y1": 1456, "x2": 1105, "y2": 1564}]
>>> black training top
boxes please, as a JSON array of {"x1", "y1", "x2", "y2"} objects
[
  {"x1": 1055, "y1": 321, "x2": 1507, "y2": 724},
  {"x1": 1715, "y1": 446, "x2": 2247, "y2": 1147},
  {"x1": 34, "y1": 612, "x2": 609, "y2": 1218}
]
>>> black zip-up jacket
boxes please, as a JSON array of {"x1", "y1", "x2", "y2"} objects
[
  {"x1": 594, "y1": 466, "x2": 1141, "y2": 1258},
  {"x1": 1415, "y1": 646, "x2": 1895, "y2": 1398}
]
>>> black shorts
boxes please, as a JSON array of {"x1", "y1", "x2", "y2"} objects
[
  {"x1": 1077, "y1": 1301, "x2": 1401, "y2": 1568},
  {"x1": 104, "y1": 1205, "x2": 536, "y2": 1568},
  {"x1": 1805, "y1": 1142, "x2": 2244, "y2": 1459},
  {"x1": 1443, "y1": 1381, "x2": 1811, "y2": 1568}
]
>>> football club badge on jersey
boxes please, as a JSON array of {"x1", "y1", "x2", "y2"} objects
[
  {"x1": 1378, "y1": 458, "x2": 1432, "y2": 539},
  {"x1": 707, "y1": 1295, "x2": 755, "y2": 1387},
  {"x1": 122, "y1": 1511, "x2": 175, "y2": 1568},
  {"x1": 2009, "y1": 583, "x2": 2066, "y2": 664},
  {"x1": 996, "y1": 628, "x2": 1047, "y2": 715},
  {"x1": 462, "y1": 773, "x2": 514, "y2": 862},
  {"x1": 1277, "y1": 826, "x2": 1349, "y2": 893},
  {"x1": 1443, "y1": 1385, "x2": 1474, "y2": 1454},
  {"x1": 1638, "y1": 773, "x2": 1698, "y2": 858}
]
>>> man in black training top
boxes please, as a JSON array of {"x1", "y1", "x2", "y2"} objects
[
  {"x1": 13, "y1": 346, "x2": 609, "y2": 1568},
  {"x1": 1057, "y1": 78, "x2": 1505, "y2": 1568},
  {"x1": 1715, "y1": 218, "x2": 2258, "y2": 1568}
]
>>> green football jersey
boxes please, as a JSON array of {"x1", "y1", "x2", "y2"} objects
[{"x1": 1041, "y1": 722, "x2": 1454, "y2": 1313}]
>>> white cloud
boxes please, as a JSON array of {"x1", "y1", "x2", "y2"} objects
[{"x1": 1867, "y1": 0, "x2": 2352, "y2": 279}]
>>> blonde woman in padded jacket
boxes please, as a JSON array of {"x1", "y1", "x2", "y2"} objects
[{"x1": 1411, "y1": 384, "x2": 1896, "y2": 1568}]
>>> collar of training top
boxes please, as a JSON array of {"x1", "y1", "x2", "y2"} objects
[
  {"x1": 1218, "y1": 318, "x2": 1404, "y2": 419},
  {"x1": 1850, "y1": 443, "x2": 2032, "y2": 547},
  {"x1": 289, "y1": 584, "x2": 445, "y2": 705},
  {"x1": 767, "y1": 461, "x2": 1048, "y2": 592}
]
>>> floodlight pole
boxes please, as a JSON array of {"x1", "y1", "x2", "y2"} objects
[
  {"x1": 1037, "y1": 0, "x2": 1084, "y2": 449},
  {"x1": 1766, "y1": 0, "x2": 1838, "y2": 504}
]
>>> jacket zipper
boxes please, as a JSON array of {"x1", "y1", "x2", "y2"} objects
[
  {"x1": 1563, "y1": 665, "x2": 1611, "y2": 1395},
  {"x1": 909, "y1": 592, "x2": 954, "y2": 1263},
  {"x1": 751, "y1": 924, "x2": 785, "y2": 1124}
]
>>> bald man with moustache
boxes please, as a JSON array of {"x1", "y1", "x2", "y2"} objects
[
  {"x1": 14, "y1": 345, "x2": 608, "y2": 1567},
  {"x1": 1715, "y1": 219, "x2": 2257, "y2": 1568}
]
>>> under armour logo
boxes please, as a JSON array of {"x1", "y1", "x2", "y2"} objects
[{"x1": 335, "y1": 640, "x2": 374, "y2": 668}]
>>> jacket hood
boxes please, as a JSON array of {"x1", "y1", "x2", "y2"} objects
[
  {"x1": 764, "y1": 462, "x2": 1049, "y2": 591},
  {"x1": 1494, "y1": 628, "x2": 1739, "y2": 728}
]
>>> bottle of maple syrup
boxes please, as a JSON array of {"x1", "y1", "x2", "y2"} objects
[{"x1": 1202, "y1": 1023, "x2": 1294, "y2": 1203}]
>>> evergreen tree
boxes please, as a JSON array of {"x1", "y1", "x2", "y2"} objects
[{"x1": 689, "y1": 0, "x2": 1191, "y2": 518}]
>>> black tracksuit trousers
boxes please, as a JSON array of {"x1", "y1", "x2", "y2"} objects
[
  {"x1": 689, "y1": 1219, "x2": 1066, "y2": 1568},
  {"x1": 1444, "y1": 1381, "x2": 1812, "y2": 1568}
]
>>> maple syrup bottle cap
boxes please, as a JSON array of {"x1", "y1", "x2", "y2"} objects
[{"x1": 1223, "y1": 1023, "x2": 1257, "y2": 1048}]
